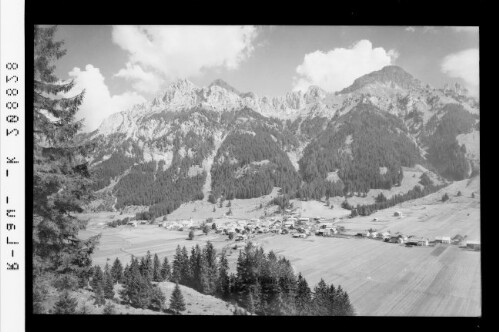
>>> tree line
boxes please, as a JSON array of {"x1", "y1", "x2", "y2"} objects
[
  {"x1": 348, "y1": 176, "x2": 445, "y2": 217},
  {"x1": 167, "y1": 241, "x2": 355, "y2": 315}
]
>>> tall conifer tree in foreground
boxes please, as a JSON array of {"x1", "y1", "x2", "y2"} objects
[{"x1": 33, "y1": 25, "x2": 99, "y2": 294}]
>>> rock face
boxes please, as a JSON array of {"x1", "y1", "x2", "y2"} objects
[{"x1": 82, "y1": 65, "x2": 479, "y2": 215}]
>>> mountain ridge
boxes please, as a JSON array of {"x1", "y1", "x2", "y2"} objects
[{"x1": 82, "y1": 65, "x2": 479, "y2": 217}]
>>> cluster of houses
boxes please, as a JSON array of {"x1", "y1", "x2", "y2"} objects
[{"x1": 348, "y1": 229, "x2": 430, "y2": 246}]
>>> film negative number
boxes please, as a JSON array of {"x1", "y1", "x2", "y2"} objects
[
  {"x1": 6, "y1": 101, "x2": 18, "y2": 109},
  {"x1": 6, "y1": 129, "x2": 19, "y2": 136},
  {"x1": 6, "y1": 115, "x2": 19, "y2": 123},
  {"x1": 6, "y1": 88, "x2": 18, "y2": 96},
  {"x1": 5, "y1": 75, "x2": 18, "y2": 83},
  {"x1": 6, "y1": 62, "x2": 18, "y2": 70}
]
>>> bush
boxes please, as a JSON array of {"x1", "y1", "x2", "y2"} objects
[
  {"x1": 149, "y1": 286, "x2": 166, "y2": 311},
  {"x1": 33, "y1": 278, "x2": 49, "y2": 314},
  {"x1": 341, "y1": 200, "x2": 353, "y2": 210},
  {"x1": 188, "y1": 230, "x2": 195, "y2": 240},
  {"x1": 53, "y1": 273, "x2": 79, "y2": 291},
  {"x1": 203, "y1": 225, "x2": 210, "y2": 235},
  {"x1": 457, "y1": 191, "x2": 462, "y2": 197},
  {"x1": 103, "y1": 301, "x2": 116, "y2": 314},
  {"x1": 53, "y1": 291, "x2": 78, "y2": 314},
  {"x1": 442, "y1": 193, "x2": 449, "y2": 202}
]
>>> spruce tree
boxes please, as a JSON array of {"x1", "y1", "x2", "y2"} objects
[
  {"x1": 169, "y1": 283, "x2": 186, "y2": 314},
  {"x1": 312, "y1": 279, "x2": 330, "y2": 316},
  {"x1": 102, "y1": 301, "x2": 116, "y2": 315},
  {"x1": 120, "y1": 259, "x2": 151, "y2": 309},
  {"x1": 103, "y1": 268, "x2": 115, "y2": 300},
  {"x1": 160, "y1": 257, "x2": 172, "y2": 281},
  {"x1": 246, "y1": 291, "x2": 256, "y2": 314},
  {"x1": 295, "y1": 273, "x2": 312, "y2": 315},
  {"x1": 203, "y1": 242, "x2": 218, "y2": 294},
  {"x1": 180, "y1": 246, "x2": 191, "y2": 285},
  {"x1": 33, "y1": 24, "x2": 99, "y2": 292},
  {"x1": 111, "y1": 257, "x2": 124, "y2": 284},
  {"x1": 140, "y1": 251, "x2": 154, "y2": 283},
  {"x1": 149, "y1": 285, "x2": 166, "y2": 311},
  {"x1": 91, "y1": 265, "x2": 104, "y2": 293},
  {"x1": 94, "y1": 285, "x2": 106, "y2": 306},
  {"x1": 53, "y1": 291, "x2": 78, "y2": 314},
  {"x1": 153, "y1": 254, "x2": 162, "y2": 282},
  {"x1": 172, "y1": 246, "x2": 183, "y2": 283},
  {"x1": 217, "y1": 253, "x2": 230, "y2": 299}
]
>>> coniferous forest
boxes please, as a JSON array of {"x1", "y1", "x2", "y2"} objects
[{"x1": 72, "y1": 243, "x2": 355, "y2": 316}]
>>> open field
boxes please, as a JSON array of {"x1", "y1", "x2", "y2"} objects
[
  {"x1": 335, "y1": 176, "x2": 480, "y2": 240},
  {"x1": 79, "y1": 226, "x2": 234, "y2": 267},
  {"x1": 254, "y1": 234, "x2": 480, "y2": 316}
]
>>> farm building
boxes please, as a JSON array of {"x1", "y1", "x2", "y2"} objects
[
  {"x1": 466, "y1": 240, "x2": 481, "y2": 250},
  {"x1": 388, "y1": 236, "x2": 399, "y2": 243},
  {"x1": 435, "y1": 236, "x2": 451, "y2": 244},
  {"x1": 381, "y1": 231, "x2": 391, "y2": 240},
  {"x1": 369, "y1": 231, "x2": 378, "y2": 238},
  {"x1": 406, "y1": 237, "x2": 429, "y2": 246},
  {"x1": 127, "y1": 221, "x2": 138, "y2": 227},
  {"x1": 394, "y1": 211, "x2": 403, "y2": 217},
  {"x1": 372, "y1": 217, "x2": 378, "y2": 222},
  {"x1": 319, "y1": 222, "x2": 334, "y2": 229}
]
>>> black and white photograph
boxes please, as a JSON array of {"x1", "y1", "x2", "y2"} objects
[{"x1": 32, "y1": 24, "x2": 480, "y2": 318}]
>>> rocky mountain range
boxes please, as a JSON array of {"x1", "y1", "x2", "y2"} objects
[{"x1": 80, "y1": 65, "x2": 480, "y2": 215}]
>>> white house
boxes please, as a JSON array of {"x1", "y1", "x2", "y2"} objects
[
  {"x1": 382, "y1": 231, "x2": 391, "y2": 239},
  {"x1": 435, "y1": 236, "x2": 451, "y2": 244},
  {"x1": 298, "y1": 217, "x2": 310, "y2": 223},
  {"x1": 127, "y1": 221, "x2": 138, "y2": 227}
]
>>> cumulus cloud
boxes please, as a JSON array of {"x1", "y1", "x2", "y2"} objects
[
  {"x1": 115, "y1": 62, "x2": 164, "y2": 94},
  {"x1": 293, "y1": 40, "x2": 398, "y2": 93},
  {"x1": 67, "y1": 64, "x2": 147, "y2": 132},
  {"x1": 441, "y1": 48, "x2": 479, "y2": 97},
  {"x1": 111, "y1": 25, "x2": 258, "y2": 92}
]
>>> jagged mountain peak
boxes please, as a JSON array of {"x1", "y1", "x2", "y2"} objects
[
  {"x1": 208, "y1": 78, "x2": 242, "y2": 96},
  {"x1": 339, "y1": 65, "x2": 421, "y2": 94}
]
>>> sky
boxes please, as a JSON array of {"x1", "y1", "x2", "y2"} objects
[{"x1": 52, "y1": 25, "x2": 479, "y2": 132}]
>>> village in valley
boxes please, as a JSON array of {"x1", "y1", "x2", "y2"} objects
[{"x1": 77, "y1": 172, "x2": 481, "y2": 316}]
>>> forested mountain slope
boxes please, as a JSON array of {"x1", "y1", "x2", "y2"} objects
[{"x1": 80, "y1": 65, "x2": 479, "y2": 217}]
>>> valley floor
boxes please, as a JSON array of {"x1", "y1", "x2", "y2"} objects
[{"x1": 77, "y1": 176, "x2": 481, "y2": 316}]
